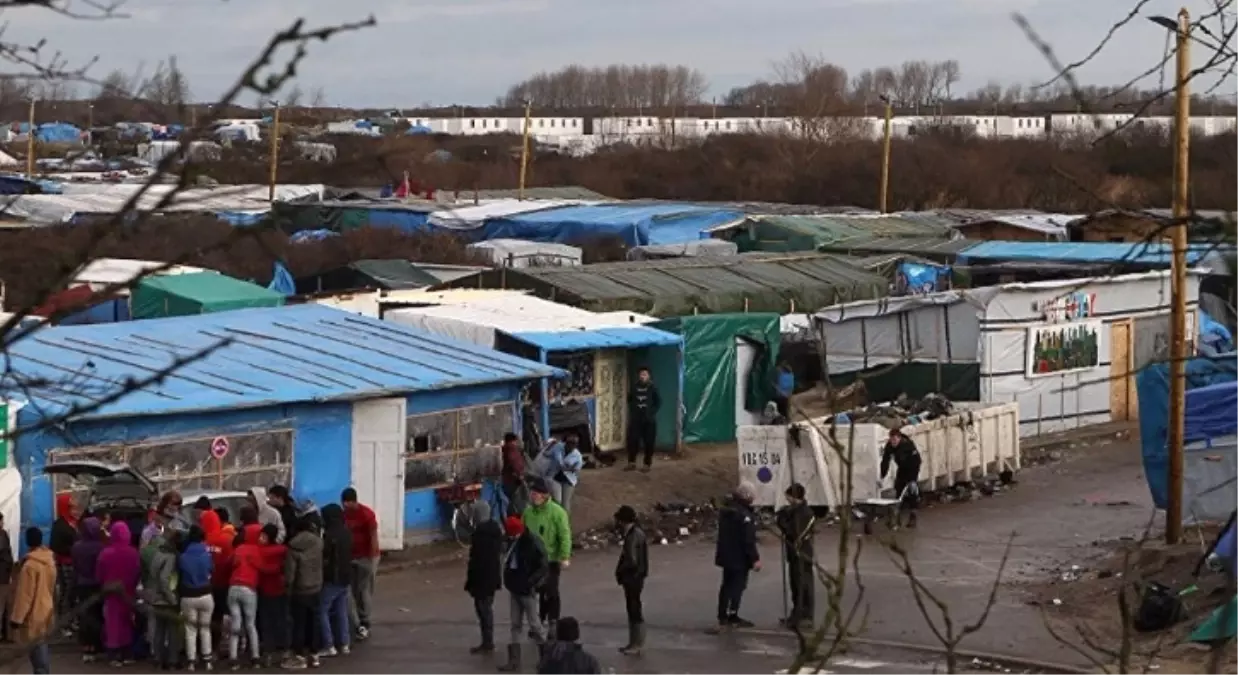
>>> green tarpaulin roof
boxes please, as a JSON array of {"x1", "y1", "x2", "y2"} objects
[
  {"x1": 132, "y1": 271, "x2": 285, "y2": 319},
  {"x1": 727, "y1": 214, "x2": 958, "y2": 253},
  {"x1": 348, "y1": 259, "x2": 441, "y2": 289},
  {"x1": 438, "y1": 252, "x2": 890, "y2": 316}
]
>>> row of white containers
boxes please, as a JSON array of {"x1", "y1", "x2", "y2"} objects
[{"x1": 738, "y1": 402, "x2": 1021, "y2": 509}]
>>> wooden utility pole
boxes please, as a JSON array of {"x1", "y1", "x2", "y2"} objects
[
  {"x1": 25, "y1": 98, "x2": 36, "y2": 179},
  {"x1": 517, "y1": 99, "x2": 532, "y2": 201},
  {"x1": 878, "y1": 96, "x2": 893, "y2": 213},
  {"x1": 268, "y1": 101, "x2": 281, "y2": 203},
  {"x1": 1165, "y1": 7, "x2": 1191, "y2": 545}
]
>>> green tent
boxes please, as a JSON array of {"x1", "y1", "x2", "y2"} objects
[
  {"x1": 132, "y1": 272, "x2": 285, "y2": 319},
  {"x1": 649, "y1": 313, "x2": 780, "y2": 444}
]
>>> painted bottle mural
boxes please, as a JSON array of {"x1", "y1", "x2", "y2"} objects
[{"x1": 1034, "y1": 323, "x2": 1099, "y2": 374}]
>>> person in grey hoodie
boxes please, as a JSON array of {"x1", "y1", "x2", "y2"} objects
[
  {"x1": 247, "y1": 488, "x2": 286, "y2": 544},
  {"x1": 144, "y1": 530, "x2": 182, "y2": 669},
  {"x1": 283, "y1": 517, "x2": 324, "y2": 669}
]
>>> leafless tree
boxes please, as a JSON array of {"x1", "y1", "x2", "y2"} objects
[
  {"x1": 283, "y1": 84, "x2": 304, "y2": 108},
  {"x1": 500, "y1": 63, "x2": 708, "y2": 110},
  {"x1": 308, "y1": 85, "x2": 328, "y2": 108}
]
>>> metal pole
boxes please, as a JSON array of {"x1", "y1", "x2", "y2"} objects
[
  {"x1": 518, "y1": 100, "x2": 532, "y2": 201},
  {"x1": 268, "y1": 102, "x2": 281, "y2": 203},
  {"x1": 25, "y1": 98, "x2": 36, "y2": 179},
  {"x1": 879, "y1": 99, "x2": 893, "y2": 213},
  {"x1": 1166, "y1": 7, "x2": 1191, "y2": 545}
]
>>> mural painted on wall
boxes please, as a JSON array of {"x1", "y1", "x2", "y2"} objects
[
  {"x1": 1035, "y1": 292, "x2": 1097, "y2": 323},
  {"x1": 48, "y1": 429, "x2": 295, "y2": 497},
  {"x1": 547, "y1": 351, "x2": 594, "y2": 399},
  {"x1": 404, "y1": 402, "x2": 514, "y2": 489},
  {"x1": 1026, "y1": 320, "x2": 1102, "y2": 377}
]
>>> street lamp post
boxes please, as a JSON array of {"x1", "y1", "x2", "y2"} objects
[
  {"x1": 1149, "y1": 9, "x2": 1191, "y2": 545},
  {"x1": 268, "y1": 100, "x2": 281, "y2": 203},
  {"x1": 878, "y1": 94, "x2": 893, "y2": 213}
]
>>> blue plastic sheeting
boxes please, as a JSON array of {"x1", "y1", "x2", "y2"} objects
[
  {"x1": 512, "y1": 326, "x2": 684, "y2": 352},
  {"x1": 3, "y1": 304, "x2": 564, "y2": 422},
  {"x1": 1137, "y1": 356, "x2": 1238, "y2": 508},
  {"x1": 1200, "y1": 310, "x2": 1235, "y2": 355},
  {"x1": 58, "y1": 297, "x2": 131, "y2": 325},
  {"x1": 899, "y1": 262, "x2": 950, "y2": 294},
  {"x1": 958, "y1": 240, "x2": 1228, "y2": 265},
  {"x1": 368, "y1": 208, "x2": 432, "y2": 233},
  {"x1": 268, "y1": 261, "x2": 296, "y2": 296},
  {"x1": 216, "y1": 211, "x2": 267, "y2": 226},
  {"x1": 479, "y1": 204, "x2": 744, "y2": 247}
]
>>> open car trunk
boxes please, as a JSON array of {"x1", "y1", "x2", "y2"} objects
[{"x1": 44, "y1": 461, "x2": 158, "y2": 544}]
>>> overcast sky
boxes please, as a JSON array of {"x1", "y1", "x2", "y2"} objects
[{"x1": 8, "y1": 0, "x2": 1234, "y2": 107}]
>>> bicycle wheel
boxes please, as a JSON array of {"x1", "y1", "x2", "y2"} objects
[{"x1": 451, "y1": 503, "x2": 475, "y2": 546}]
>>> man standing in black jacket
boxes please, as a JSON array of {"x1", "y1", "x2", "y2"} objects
[
  {"x1": 776, "y1": 483, "x2": 816, "y2": 630},
  {"x1": 464, "y1": 501, "x2": 503, "y2": 655},
  {"x1": 625, "y1": 367, "x2": 661, "y2": 473},
  {"x1": 708, "y1": 482, "x2": 761, "y2": 633},
  {"x1": 320, "y1": 504, "x2": 353, "y2": 657},
  {"x1": 879, "y1": 428, "x2": 923, "y2": 528},
  {"x1": 499, "y1": 516, "x2": 549, "y2": 673},
  {"x1": 613, "y1": 505, "x2": 648, "y2": 656}
]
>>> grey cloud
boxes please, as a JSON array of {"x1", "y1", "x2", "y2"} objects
[{"x1": 0, "y1": 0, "x2": 1223, "y2": 107}]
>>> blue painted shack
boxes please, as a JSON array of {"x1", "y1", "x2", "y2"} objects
[{"x1": 8, "y1": 304, "x2": 560, "y2": 548}]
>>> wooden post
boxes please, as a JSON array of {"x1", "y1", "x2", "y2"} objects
[{"x1": 1165, "y1": 7, "x2": 1191, "y2": 545}]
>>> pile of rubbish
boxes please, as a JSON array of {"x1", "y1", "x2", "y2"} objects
[
  {"x1": 574, "y1": 500, "x2": 719, "y2": 551},
  {"x1": 827, "y1": 392, "x2": 956, "y2": 428}
]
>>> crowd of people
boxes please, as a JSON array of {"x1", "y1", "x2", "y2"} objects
[{"x1": 10, "y1": 485, "x2": 383, "y2": 673}]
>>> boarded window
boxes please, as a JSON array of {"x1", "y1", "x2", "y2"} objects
[
  {"x1": 48, "y1": 429, "x2": 295, "y2": 498},
  {"x1": 404, "y1": 402, "x2": 515, "y2": 490}
]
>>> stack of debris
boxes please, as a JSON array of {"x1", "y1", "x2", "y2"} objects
[
  {"x1": 827, "y1": 392, "x2": 956, "y2": 428},
  {"x1": 574, "y1": 500, "x2": 720, "y2": 551}
]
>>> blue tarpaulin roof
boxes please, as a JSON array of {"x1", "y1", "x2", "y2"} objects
[
  {"x1": 512, "y1": 326, "x2": 683, "y2": 352},
  {"x1": 480, "y1": 203, "x2": 744, "y2": 247},
  {"x1": 4, "y1": 304, "x2": 562, "y2": 421},
  {"x1": 958, "y1": 240, "x2": 1230, "y2": 266}
]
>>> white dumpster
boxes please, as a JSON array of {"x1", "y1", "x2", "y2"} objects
[{"x1": 738, "y1": 402, "x2": 1020, "y2": 509}]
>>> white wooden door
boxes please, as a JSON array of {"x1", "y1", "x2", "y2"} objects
[
  {"x1": 735, "y1": 339, "x2": 763, "y2": 428},
  {"x1": 351, "y1": 397, "x2": 407, "y2": 551}
]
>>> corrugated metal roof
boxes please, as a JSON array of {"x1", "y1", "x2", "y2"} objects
[
  {"x1": 922, "y1": 208, "x2": 1045, "y2": 225},
  {"x1": 957, "y1": 241, "x2": 1230, "y2": 265},
  {"x1": 5, "y1": 304, "x2": 560, "y2": 421},
  {"x1": 512, "y1": 327, "x2": 682, "y2": 351},
  {"x1": 955, "y1": 213, "x2": 1076, "y2": 237}
]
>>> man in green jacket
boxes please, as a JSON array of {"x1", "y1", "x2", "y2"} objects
[{"x1": 522, "y1": 478, "x2": 571, "y2": 638}]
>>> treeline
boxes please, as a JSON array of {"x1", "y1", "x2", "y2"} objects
[{"x1": 192, "y1": 127, "x2": 1237, "y2": 212}]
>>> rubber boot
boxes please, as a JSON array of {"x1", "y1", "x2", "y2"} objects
[
  {"x1": 619, "y1": 623, "x2": 644, "y2": 655},
  {"x1": 497, "y1": 644, "x2": 521, "y2": 672}
]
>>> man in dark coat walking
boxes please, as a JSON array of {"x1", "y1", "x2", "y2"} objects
[
  {"x1": 625, "y1": 367, "x2": 661, "y2": 472},
  {"x1": 776, "y1": 483, "x2": 816, "y2": 629},
  {"x1": 613, "y1": 505, "x2": 648, "y2": 656},
  {"x1": 708, "y1": 481, "x2": 761, "y2": 633},
  {"x1": 880, "y1": 428, "x2": 923, "y2": 528},
  {"x1": 464, "y1": 501, "x2": 503, "y2": 655}
]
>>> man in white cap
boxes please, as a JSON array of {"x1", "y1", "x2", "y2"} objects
[{"x1": 707, "y1": 481, "x2": 761, "y2": 633}]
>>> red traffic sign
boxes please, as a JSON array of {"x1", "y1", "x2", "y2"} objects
[{"x1": 210, "y1": 436, "x2": 230, "y2": 460}]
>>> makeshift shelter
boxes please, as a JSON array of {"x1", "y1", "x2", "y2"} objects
[
  {"x1": 648, "y1": 313, "x2": 780, "y2": 444},
  {"x1": 7, "y1": 304, "x2": 561, "y2": 546},
  {"x1": 626, "y1": 239, "x2": 739, "y2": 260},
  {"x1": 381, "y1": 290, "x2": 683, "y2": 452},
  {"x1": 131, "y1": 272, "x2": 285, "y2": 319},
  {"x1": 466, "y1": 239, "x2": 583, "y2": 268},
  {"x1": 713, "y1": 214, "x2": 958, "y2": 254},
  {"x1": 815, "y1": 270, "x2": 1206, "y2": 436},
  {"x1": 294, "y1": 259, "x2": 441, "y2": 295},
  {"x1": 437, "y1": 253, "x2": 890, "y2": 317},
  {"x1": 1137, "y1": 356, "x2": 1238, "y2": 523},
  {"x1": 478, "y1": 203, "x2": 745, "y2": 247}
]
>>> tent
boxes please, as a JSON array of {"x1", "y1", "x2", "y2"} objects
[
  {"x1": 131, "y1": 272, "x2": 285, "y2": 319},
  {"x1": 648, "y1": 313, "x2": 780, "y2": 444},
  {"x1": 294, "y1": 259, "x2": 440, "y2": 295}
]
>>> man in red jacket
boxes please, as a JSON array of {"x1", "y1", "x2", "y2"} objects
[
  {"x1": 342, "y1": 488, "x2": 379, "y2": 641},
  {"x1": 200, "y1": 510, "x2": 234, "y2": 648},
  {"x1": 256, "y1": 524, "x2": 289, "y2": 666},
  {"x1": 227, "y1": 523, "x2": 264, "y2": 667},
  {"x1": 500, "y1": 433, "x2": 527, "y2": 515}
]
